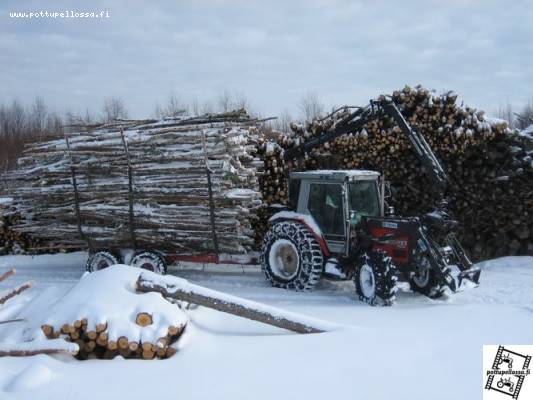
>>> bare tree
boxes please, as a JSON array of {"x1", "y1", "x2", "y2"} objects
[
  {"x1": 299, "y1": 92, "x2": 325, "y2": 121},
  {"x1": 515, "y1": 97, "x2": 533, "y2": 130},
  {"x1": 29, "y1": 96, "x2": 47, "y2": 136},
  {"x1": 102, "y1": 97, "x2": 128, "y2": 122},
  {"x1": 217, "y1": 90, "x2": 233, "y2": 113},
  {"x1": 154, "y1": 91, "x2": 188, "y2": 118},
  {"x1": 272, "y1": 109, "x2": 294, "y2": 133}
]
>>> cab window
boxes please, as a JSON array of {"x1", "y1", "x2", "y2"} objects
[
  {"x1": 348, "y1": 181, "x2": 380, "y2": 225},
  {"x1": 307, "y1": 183, "x2": 344, "y2": 236}
]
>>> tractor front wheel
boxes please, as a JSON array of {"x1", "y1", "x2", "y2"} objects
[
  {"x1": 410, "y1": 255, "x2": 446, "y2": 299},
  {"x1": 261, "y1": 221, "x2": 324, "y2": 291},
  {"x1": 354, "y1": 251, "x2": 398, "y2": 306}
]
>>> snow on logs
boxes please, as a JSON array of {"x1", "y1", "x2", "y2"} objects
[
  {"x1": 136, "y1": 271, "x2": 339, "y2": 334},
  {"x1": 38, "y1": 266, "x2": 187, "y2": 360},
  {"x1": 257, "y1": 85, "x2": 533, "y2": 260},
  {"x1": 3, "y1": 111, "x2": 263, "y2": 254}
]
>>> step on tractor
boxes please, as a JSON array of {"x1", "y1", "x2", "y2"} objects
[{"x1": 260, "y1": 97, "x2": 481, "y2": 305}]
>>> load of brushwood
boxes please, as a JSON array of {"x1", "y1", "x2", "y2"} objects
[
  {"x1": 257, "y1": 85, "x2": 533, "y2": 260},
  {"x1": 2, "y1": 111, "x2": 263, "y2": 254}
]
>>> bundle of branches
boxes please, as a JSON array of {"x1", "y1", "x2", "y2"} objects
[
  {"x1": 257, "y1": 86, "x2": 533, "y2": 260},
  {"x1": 3, "y1": 111, "x2": 263, "y2": 254}
]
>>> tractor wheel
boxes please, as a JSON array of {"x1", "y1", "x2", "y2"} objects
[
  {"x1": 261, "y1": 221, "x2": 324, "y2": 291},
  {"x1": 86, "y1": 250, "x2": 120, "y2": 273},
  {"x1": 130, "y1": 251, "x2": 167, "y2": 275},
  {"x1": 354, "y1": 251, "x2": 398, "y2": 306},
  {"x1": 410, "y1": 256, "x2": 446, "y2": 299}
]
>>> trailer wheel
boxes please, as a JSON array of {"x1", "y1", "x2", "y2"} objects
[
  {"x1": 261, "y1": 221, "x2": 324, "y2": 291},
  {"x1": 410, "y1": 256, "x2": 446, "y2": 299},
  {"x1": 130, "y1": 251, "x2": 167, "y2": 275},
  {"x1": 86, "y1": 251, "x2": 120, "y2": 273},
  {"x1": 354, "y1": 251, "x2": 398, "y2": 306}
]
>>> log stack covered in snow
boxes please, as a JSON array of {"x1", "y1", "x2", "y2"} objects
[
  {"x1": 257, "y1": 86, "x2": 533, "y2": 260},
  {"x1": 2, "y1": 111, "x2": 263, "y2": 254},
  {"x1": 37, "y1": 265, "x2": 187, "y2": 360}
]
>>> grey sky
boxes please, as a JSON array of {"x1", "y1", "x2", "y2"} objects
[{"x1": 1, "y1": 0, "x2": 532, "y2": 119}]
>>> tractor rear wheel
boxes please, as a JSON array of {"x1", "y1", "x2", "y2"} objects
[
  {"x1": 261, "y1": 221, "x2": 324, "y2": 291},
  {"x1": 410, "y1": 256, "x2": 446, "y2": 299},
  {"x1": 354, "y1": 251, "x2": 398, "y2": 306}
]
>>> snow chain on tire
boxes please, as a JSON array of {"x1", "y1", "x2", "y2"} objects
[
  {"x1": 86, "y1": 250, "x2": 120, "y2": 273},
  {"x1": 130, "y1": 251, "x2": 167, "y2": 275},
  {"x1": 410, "y1": 260, "x2": 447, "y2": 299},
  {"x1": 261, "y1": 220, "x2": 324, "y2": 291},
  {"x1": 354, "y1": 250, "x2": 399, "y2": 306}
]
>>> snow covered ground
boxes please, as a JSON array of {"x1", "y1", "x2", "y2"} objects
[{"x1": 0, "y1": 253, "x2": 532, "y2": 399}]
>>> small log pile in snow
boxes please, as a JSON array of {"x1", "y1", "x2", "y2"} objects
[
  {"x1": 38, "y1": 265, "x2": 188, "y2": 360},
  {"x1": 257, "y1": 85, "x2": 533, "y2": 260},
  {"x1": 2, "y1": 111, "x2": 263, "y2": 254}
]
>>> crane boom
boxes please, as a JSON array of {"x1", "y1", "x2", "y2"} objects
[{"x1": 284, "y1": 98, "x2": 448, "y2": 199}]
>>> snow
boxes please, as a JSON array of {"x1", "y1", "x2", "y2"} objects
[
  {"x1": 30, "y1": 265, "x2": 188, "y2": 343},
  {"x1": 270, "y1": 211, "x2": 323, "y2": 238},
  {"x1": 0, "y1": 253, "x2": 532, "y2": 399}
]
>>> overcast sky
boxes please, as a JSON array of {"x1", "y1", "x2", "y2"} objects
[{"x1": 1, "y1": 0, "x2": 532, "y2": 119}]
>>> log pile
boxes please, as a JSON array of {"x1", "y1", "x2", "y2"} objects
[
  {"x1": 40, "y1": 314, "x2": 185, "y2": 360},
  {"x1": 257, "y1": 85, "x2": 533, "y2": 260},
  {"x1": 0, "y1": 200, "x2": 39, "y2": 255},
  {"x1": 2, "y1": 111, "x2": 263, "y2": 254},
  {"x1": 35, "y1": 265, "x2": 188, "y2": 360}
]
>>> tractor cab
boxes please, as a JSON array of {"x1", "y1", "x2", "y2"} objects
[{"x1": 287, "y1": 170, "x2": 383, "y2": 255}]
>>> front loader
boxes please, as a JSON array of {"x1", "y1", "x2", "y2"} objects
[{"x1": 260, "y1": 97, "x2": 481, "y2": 305}]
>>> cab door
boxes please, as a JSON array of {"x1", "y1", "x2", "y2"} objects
[{"x1": 298, "y1": 181, "x2": 346, "y2": 254}]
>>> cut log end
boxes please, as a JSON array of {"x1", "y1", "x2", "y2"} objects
[{"x1": 135, "y1": 312, "x2": 153, "y2": 327}]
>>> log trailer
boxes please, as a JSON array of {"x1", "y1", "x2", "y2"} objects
[{"x1": 87, "y1": 97, "x2": 481, "y2": 306}]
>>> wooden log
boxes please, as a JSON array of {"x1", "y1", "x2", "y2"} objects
[
  {"x1": 136, "y1": 273, "x2": 337, "y2": 334},
  {"x1": 135, "y1": 312, "x2": 153, "y2": 327}
]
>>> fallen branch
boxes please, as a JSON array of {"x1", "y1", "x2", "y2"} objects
[
  {"x1": 136, "y1": 272, "x2": 339, "y2": 334},
  {"x1": 0, "y1": 269, "x2": 15, "y2": 282},
  {"x1": 0, "y1": 281, "x2": 32, "y2": 306},
  {"x1": 0, "y1": 339, "x2": 78, "y2": 357},
  {"x1": 0, "y1": 318, "x2": 25, "y2": 325}
]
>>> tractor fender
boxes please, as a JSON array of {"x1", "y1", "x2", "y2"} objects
[{"x1": 269, "y1": 211, "x2": 331, "y2": 257}]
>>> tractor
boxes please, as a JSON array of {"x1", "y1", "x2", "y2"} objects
[{"x1": 260, "y1": 98, "x2": 481, "y2": 305}]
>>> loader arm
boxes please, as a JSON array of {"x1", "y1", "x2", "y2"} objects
[{"x1": 284, "y1": 98, "x2": 448, "y2": 198}]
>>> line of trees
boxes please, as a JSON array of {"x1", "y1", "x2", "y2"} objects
[{"x1": 496, "y1": 98, "x2": 533, "y2": 130}]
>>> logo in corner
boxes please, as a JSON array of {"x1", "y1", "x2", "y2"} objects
[{"x1": 484, "y1": 345, "x2": 531, "y2": 399}]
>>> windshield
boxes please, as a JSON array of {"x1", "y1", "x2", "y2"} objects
[{"x1": 348, "y1": 181, "x2": 380, "y2": 225}]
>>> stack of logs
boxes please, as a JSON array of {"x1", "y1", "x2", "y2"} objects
[
  {"x1": 41, "y1": 312, "x2": 184, "y2": 360},
  {"x1": 0, "y1": 201, "x2": 39, "y2": 255},
  {"x1": 3, "y1": 111, "x2": 263, "y2": 254},
  {"x1": 257, "y1": 85, "x2": 533, "y2": 260}
]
